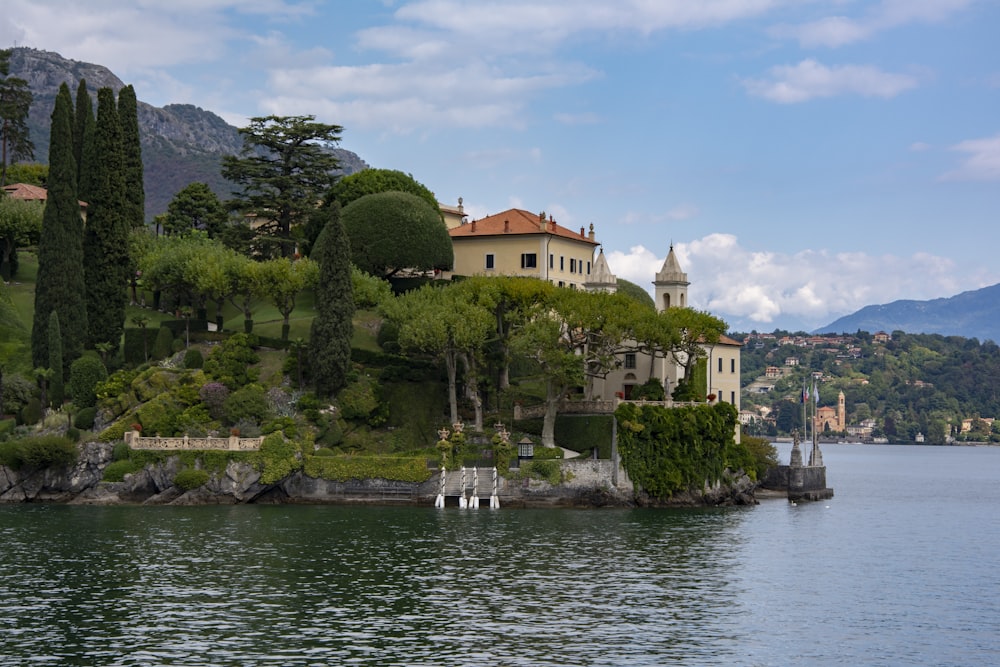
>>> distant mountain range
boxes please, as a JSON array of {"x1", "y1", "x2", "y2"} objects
[
  {"x1": 7, "y1": 47, "x2": 368, "y2": 220},
  {"x1": 814, "y1": 283, "x2": 1000, "y2": 342}
]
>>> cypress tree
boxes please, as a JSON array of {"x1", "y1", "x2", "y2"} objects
[
  {"x1": 48, "y1": 310, "x2": 64, "y2": 406},
  {"x1": 31, "y1": 83, "x2": 87, "y2": 371},
  {"x1": 309, "y1": 203, "x2": 354, "y2": 396},
  {"x1": 117, "y1": 84, "x2": 144, "y2": 228},
  {"x1": 73, "y1": 79, "x2": 92, "y2": 193},
  {"x1": 83, "y1": 87, "x2": 129, "y2": 351}
]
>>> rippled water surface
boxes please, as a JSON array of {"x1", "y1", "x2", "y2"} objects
[{"x1": 2, "y1": 444, "x2": 999, "y2": 666}]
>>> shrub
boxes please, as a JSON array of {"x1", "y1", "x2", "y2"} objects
[
  {"x1": 1, "y1": 373, "x2": 35, "y2": 418},
  {"x1": 199, "y1": 381, "x2": 230, "y2": 420},
  {"x1": 68, "y1": 354, "x2": 108, "y2": 409},
  {"x1": 203, "y1": 333, "x2": 260, "y2": 389},
  {"x1": 338, "y1": 374, "x2": 386, "y2": 425},
  {"x1": 521, "y1": 459, "x2": 562, "y2": 485},
  {"x1": 0, "y1": 436, "x2": 77, "y2": 470},
  {"x1": 103, "y1": 459, "x2": 141, "y2": 482},
  {"x1": 112, "y1": 441, "x2": 131, "y2": 461},
  {"x1": 66, "y1": 427, "x2": 81, "y2": 442},
  {"x1": 174, "y1": 468, "x2": 210, "y2": 491},
  {"x1": 74, "y1": 407, "x2": 97, "y2": 430},
  {"x1": 21, "y1": 397, "x2": 42, "y2": 425},
  {"x1": 631, "y1": 378, "x2": 666, "y2": 401},
  {"x1": 151, "y1": 325, "x2": 175, "y2": 360},
  {"x1": 98, "y1": 417, "x2": 133, "y2": 442},
  {"x1": 223, "y1": 385, "x2": 269, "y2": 425},
  {"x1": 183, "y1": 349, "x2": 204, "y2": 369}
]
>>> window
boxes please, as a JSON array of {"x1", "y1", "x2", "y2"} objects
[
  {"x1": 549, "y1": 254, "x2": 554, "y2": 269},
  {"x1": 521, "y1": 253, "x2": 537, "y2": 269},
  {"x1": 570, "y1": 258, "x2": 576, "y2": 273},
  {"x1": 560, "y1": 256, "x2": 564, "y2": 271},
  {"x1": 731, "y1": 358, "x2": 736, "y2": 373},
  {"x1": 718, "y1": 358, "x2": 723, "y2": 373},
  {"x1": 731, "y1": 391, "x2": 736, "y2": 404},
  {"x1": 485, "y1": 254, "x2": 494, "y2": 270},
  {"x1": 587, "y1": 261, "x2": 591, "y2": 274},
  {"x1": 624, "y1": 353, "x2": 637, "y2": 369}
]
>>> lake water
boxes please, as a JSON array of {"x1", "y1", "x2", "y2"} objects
[{"x1": 2, "y1": 444, "x2": 999, "y2": 666}]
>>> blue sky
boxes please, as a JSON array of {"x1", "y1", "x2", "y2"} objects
[{"x1": 3, "y1": 0, "x2": 999, "y2": 333}]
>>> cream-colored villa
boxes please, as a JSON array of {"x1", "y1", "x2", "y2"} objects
[
  {"x1": 442, "y1": 203, "x2": 741, "y2": 415},
  {"x1": 446, "y1": 207, "x2": 600, "y2": 290},
  {"x1": 588, "y1": 244, "x2": 742, "y2": 413}
]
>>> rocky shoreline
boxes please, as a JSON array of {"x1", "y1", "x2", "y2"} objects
[{"x1": 1, "y1": 442, "x2": 759, "y2": 508}]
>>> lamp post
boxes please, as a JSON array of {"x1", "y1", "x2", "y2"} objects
[{"x1": 517, "y1": 436, "x2": 534, "y2": 464}]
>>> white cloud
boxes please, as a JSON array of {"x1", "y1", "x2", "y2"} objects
[
  {"x1": 264, "y1": 59, "x2": 598, "y2": 131},
  {"x1": 909, "y1": 142, "x2": 931, "y2": 152},
  {"x1": 394, "y1": 0, "x2": 783, "y2": 45},
  {"x1": 771, "y1": 0, "x2": 974, "y2": 48},
  {"x1": 941, "y1": 134, "x2": 1000, "y2": 182},
  {"x1": 741, "y1": 59, "x2": 919, "y2": 103},
  {"x1": 553, "y1": 111, "x2": 601, "y2": 125},
  {"x1": 606, "y1": 234, "x2": 998, "y2": 331}
]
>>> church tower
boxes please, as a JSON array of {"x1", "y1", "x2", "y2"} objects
[
  {"x1": 653, "y1": 244, "x2": 689, "y2": 312},
  {"x1": 837, "y1": 390, "x2": 846, "y2": 431},
  {"x1": 585, "y1": 248, "x2": 618, "y2": 293}
]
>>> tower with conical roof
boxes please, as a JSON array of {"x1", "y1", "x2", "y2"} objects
[
  {"x1": 584, "y1": 247, "x2": 618, "y2": 293},
  {"x1": 653, "y1": 244, "x2": 689, "y2": 312}
]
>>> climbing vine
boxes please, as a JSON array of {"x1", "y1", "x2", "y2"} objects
[{"x1": 615, "y1": 401, "x2": 755, "y2": 499}]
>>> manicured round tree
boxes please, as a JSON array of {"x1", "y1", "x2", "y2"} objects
[{"x1": 341, "y1": 191, "x2": 453, "y2": 279}]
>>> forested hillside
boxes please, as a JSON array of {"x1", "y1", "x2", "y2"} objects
[{"x1": 739, "y1": 330, "x2": 1000, "y2": 444}]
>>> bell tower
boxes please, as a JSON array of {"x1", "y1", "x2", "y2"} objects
[{"x1": 653, "y1": 244, "x2": 689, "y2": 312}]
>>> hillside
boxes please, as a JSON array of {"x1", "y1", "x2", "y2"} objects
[
  {"x1": 739, "y1": 330, "x2": 1000, "y2": 444},
  {"x1": 814, "y1": 283, "x2": 1000, "y2": 342},
  {"x1": 7, "y1": 47, "x2": 369, "y2": 220}
]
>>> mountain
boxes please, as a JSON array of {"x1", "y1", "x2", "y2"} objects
[
  {"x1": 814, "y1": 283, "x2": 1000, "y2": 342},
  {"x1": 7, "y1": 47, "x2": 368, "y2": 220}
]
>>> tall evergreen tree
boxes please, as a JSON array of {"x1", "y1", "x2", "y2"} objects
[
  {"x1": 83, "y1": 87, "x2": 128, "y2": 351},
  {"x1": 73, "y1": 79, "x2": 92, "y2": 192},
  {"x1": 48, "y1": 310, "x2": 64, "y2": 406},
  {"x1": 309, "y1": 203, "x2": 354, "y2": 396},
  {"x1": 0, "y1": 48, "x2": 34, "y2": 187},
  {"x1": 31, "y1": 83, "x2": 87, "y2": 371},
  {"x1": 117, "y1": 84, "x2": 144, "y2": 228},
  {"x1": 221, "y1": 115, "x2": 342, "y2": 258}
]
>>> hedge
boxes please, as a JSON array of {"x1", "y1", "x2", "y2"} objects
[{"x1": 303, "y1": 455, "x2": 432, "y2": 483}]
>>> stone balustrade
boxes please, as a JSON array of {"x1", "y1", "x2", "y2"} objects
[
  {"x1": 514, "y1": 397, "x2": 702, "y2": 420},
  {"x1": 123, "y1": 430, "x2": 264, "y2": 451}
]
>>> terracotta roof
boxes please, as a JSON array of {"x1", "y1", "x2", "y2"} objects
[
  {"x1": 449, "y1": 208, "x2": 598, "y2": 245},
  {"x1": 3, "y1": 182, "x2": 48, "y2": 201}
]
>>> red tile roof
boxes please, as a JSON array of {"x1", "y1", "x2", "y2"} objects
[
  {"x1": 449, "y1": 208, "x2": 598, "y2": 245},
  {"x1": 2, "y1": 182, "x2": 48, "y2": 201}
]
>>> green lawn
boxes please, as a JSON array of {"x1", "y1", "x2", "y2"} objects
[{"x1": 3, "y1": 249, "x2": 382, "y2": 372}]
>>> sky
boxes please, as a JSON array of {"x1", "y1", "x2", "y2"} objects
[{"x1": 3, "y1": 0, "x2": 999, "y2": 333}]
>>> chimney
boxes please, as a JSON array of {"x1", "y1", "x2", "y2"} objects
[
  {"x1": 471, "y1": 220, "x2": 477, "y2": 233},
  {"x1": 580, "y1": 226, "x2": 585, "y2": 237},
  {"x1": 504, "y1": 220, "x2": 510, "y2": 233},
  {"x1": 538, "y1": 212, "x2": 546, "y2": 232},
  {"x1": 588, "y1": 223, "x2": 595, "y2": 241}
]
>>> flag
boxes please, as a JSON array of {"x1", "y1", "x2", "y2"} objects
[
  {"x1": 813, "y1": 381, "x2": 820, "y2": 404},
  {"x1": 802, "y1": 384, "x2": 808, "y2": 403}
]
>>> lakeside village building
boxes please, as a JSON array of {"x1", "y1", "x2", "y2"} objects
[{"x1": 440, "y1": 201, "x2": 742, "y2": 424}]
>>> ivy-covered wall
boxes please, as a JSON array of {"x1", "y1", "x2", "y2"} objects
[{"x1": 615, "y1": 401, "x2": 754, "y2": 499}]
